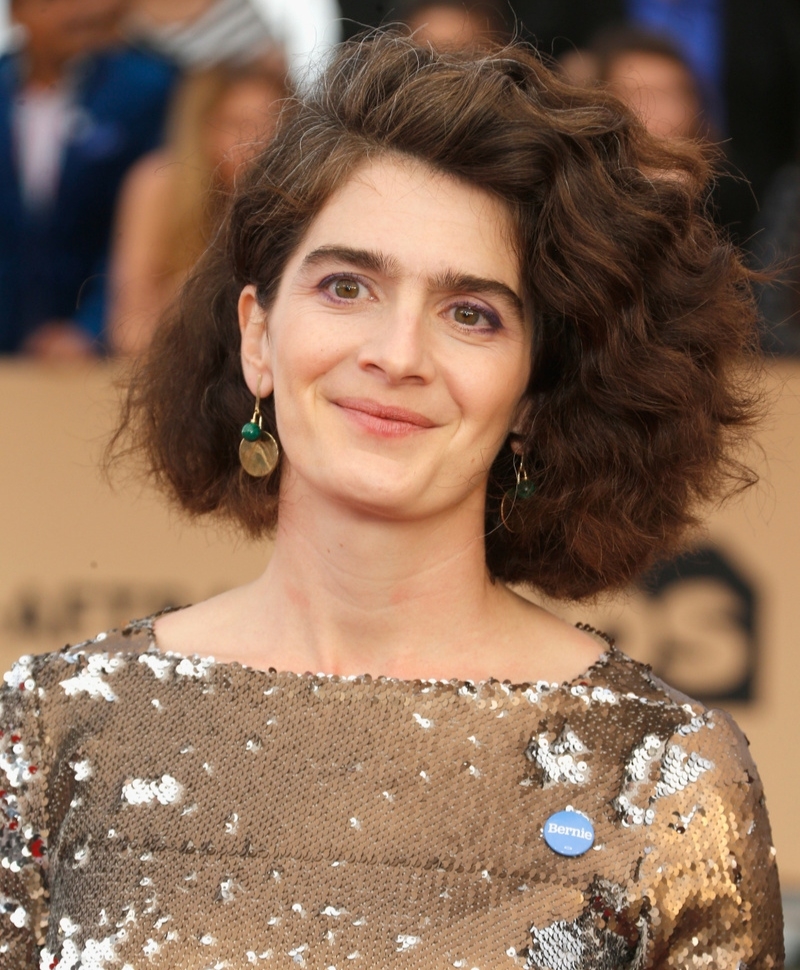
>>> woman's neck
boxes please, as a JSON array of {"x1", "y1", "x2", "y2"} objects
[
  {"x1": 156, "y1": 484, "x2": 604, "y2": 684},
  {"x1": 251, "y1": 488, "x2": 512, "y2": 679}
]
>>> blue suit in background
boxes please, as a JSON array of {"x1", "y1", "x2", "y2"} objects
[{"x1": 0, "y1": 47, "x2": 176, "y2": 353}]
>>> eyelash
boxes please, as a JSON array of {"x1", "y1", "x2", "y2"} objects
[{"x1": 318, "y1": 274, "x2": 503, "y2": 333}]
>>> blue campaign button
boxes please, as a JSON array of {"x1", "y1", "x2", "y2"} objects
[{"x1": 543, "y1": 809, "x2": 595, "y2": 856}]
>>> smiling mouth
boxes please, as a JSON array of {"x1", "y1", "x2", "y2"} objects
[{"x1": 334, "y1": 398, "x2": 436, "y2": 436}]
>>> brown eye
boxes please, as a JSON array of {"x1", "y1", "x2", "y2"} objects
[
  {"x1": 334, "y1": 279, "x2": 360, "y2": 299},
  {"x1": 454, "y1": 306, "x2": 479, "y2": 325}
]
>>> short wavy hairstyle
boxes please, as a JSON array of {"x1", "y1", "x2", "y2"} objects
[{"x1": 116, "y1": 31, "x2": 761, "y2": 601}]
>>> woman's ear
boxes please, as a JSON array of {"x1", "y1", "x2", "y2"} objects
[
  {"x1": 239, "y1": 285, "x2": 274, "y2": 397},
  {"x1": 508, "y1": 396, "x2": 533, "y2": 451}
]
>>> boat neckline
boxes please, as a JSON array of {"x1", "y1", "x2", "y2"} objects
[{"x1": 86, "y1": 609, "x2": 623, "y2": 695}]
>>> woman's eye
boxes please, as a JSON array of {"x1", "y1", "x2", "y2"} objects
[
  {"x1": 333, "y1": 278, "x2": 361, "y2": 299},
  {"x1": 451, "y1": 304, "x2": 500, "y2": 330}
]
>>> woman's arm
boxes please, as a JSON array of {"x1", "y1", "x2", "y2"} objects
[{"x1": 642, "y1": 712, "x2": 784, "y2": 968}]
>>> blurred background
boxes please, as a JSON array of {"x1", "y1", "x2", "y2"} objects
[{"x1": 1, "y1": 0, "x2": 800, "y2": 960}]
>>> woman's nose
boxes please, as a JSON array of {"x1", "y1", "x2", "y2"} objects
[{"x1": 356, "y1": 304, "x2": 435, "y2": 384}]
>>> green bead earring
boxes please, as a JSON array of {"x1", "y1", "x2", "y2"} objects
[
  {"x1": 239, "y1": 377, "x2": 280, "y2": 478},
  {"x1": 500, "y1": 453, "x2": 535, "y2": 532}
]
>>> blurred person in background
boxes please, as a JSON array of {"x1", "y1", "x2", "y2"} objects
[
  {"x1": 561, "y1": 26, "x2": 757, "y2": 245},
  {"x1": 439, "y1": 0, "x2": 800, "y2": 248},
  {"x1": 0, "y1": 0, "x2": 175, "y2": 358},
  {"x1": 0, "y1": 0, "x2": 12, "y2": 52},
  {"x1": 753, "y1": 162, "x2": 800, "y2": 355},
  {"x1": 125, "y1": 0, "x2": 341, "y2": 85},
  {"x1": 590, "y1": 27, "x2": 704, "y2": 141},
  {"x1": 399, "y1": 0, "x2": 507, "y2": 49},
  {"x1": 109, "y1": 62, "x2": 287, "y2": 355}
]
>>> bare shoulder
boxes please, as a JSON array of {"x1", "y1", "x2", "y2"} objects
[
  {"x1": 151, "y1": 599, "x2": 221, "y2": 657},
  {"x1": 495, "y1": 588, "x2": 609, "y2": 685},
  {"x1": 151, "y1": 587, "x2": 260, "y2": 662}
]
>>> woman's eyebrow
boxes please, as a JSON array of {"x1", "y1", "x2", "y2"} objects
[
  {"x1": 301, "y1": 246, "x2": 399, "y2": 276},
  {"x1": 431, "y1": 270, "x2": 524, "y2": 316}
]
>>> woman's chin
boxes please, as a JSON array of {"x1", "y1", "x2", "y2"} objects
[
  {"x1": 299, "y1": 471, "x2": 483, "y2": 526},
  {"x1": 328, "y1": 483, "x2": 429, "y2": 520}
]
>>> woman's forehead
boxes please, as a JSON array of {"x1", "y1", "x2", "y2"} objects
[{"x1": 286, "y1": 156, "x2": 522, "y2": 295}]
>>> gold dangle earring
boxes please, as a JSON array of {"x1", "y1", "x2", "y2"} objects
[
  {"x1": 500, "y1": 452, "x2": 536, "y2": 533},
  {"x1": 239, "y1": 376, "x2": 280, "y2": 477}
]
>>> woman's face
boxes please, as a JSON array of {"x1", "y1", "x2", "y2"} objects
[{"x1": 240, "y1": 156, "x2": 531, "y2": 522}]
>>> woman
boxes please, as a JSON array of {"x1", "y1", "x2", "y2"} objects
[
  {"x1": 110, "y1": 63, "x2": 287, "y2": 356},
  {"x1": 0, "y1": 32, "x2": 783, "y2": 968}
]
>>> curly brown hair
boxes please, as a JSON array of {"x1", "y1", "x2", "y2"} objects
[{"x1": 114, "y1": 31, "x2": 761, "y2": 600}]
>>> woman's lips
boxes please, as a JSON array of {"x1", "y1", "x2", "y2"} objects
[{"x1": 334, "y1": 398, "x2": 436, "y2": 437}]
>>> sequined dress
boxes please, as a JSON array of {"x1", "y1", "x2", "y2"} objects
[{"x1": 0, "y1": 616, "x2": 784, "y2": 969}]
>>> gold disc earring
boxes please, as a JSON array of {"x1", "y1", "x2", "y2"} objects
[{"x1": 239, "y1": 377, "x2": 280, "y2": 477}]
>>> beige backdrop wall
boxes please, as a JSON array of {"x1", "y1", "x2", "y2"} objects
[{"x1": 2, "y1": 360, "x2": 799, "y2": 883}]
